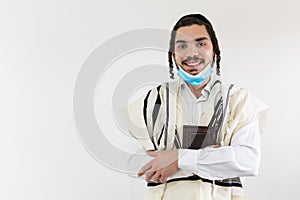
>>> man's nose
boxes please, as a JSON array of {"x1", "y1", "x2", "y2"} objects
[
  {"x1": 186, "y1": 45, "x2": 199, "y2": 57},
  {"x1": 186, "y1": 55, "x2": 199, "y2": 61}
]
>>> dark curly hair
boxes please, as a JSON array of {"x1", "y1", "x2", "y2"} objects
[{"x1": 168, "y1": 14, "x2": 221, "y2": 79}]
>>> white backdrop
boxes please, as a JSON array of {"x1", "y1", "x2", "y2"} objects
[{"x1": 1, "y1": 0, "x2": 300, "y2": 199}]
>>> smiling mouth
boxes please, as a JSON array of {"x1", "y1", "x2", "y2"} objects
[
  {"x1": 185, "y1": 62, "x2": 200, "y2": 66},
  {"x1": 183, "y1": 60, "x2": 205, "y2": 67}
]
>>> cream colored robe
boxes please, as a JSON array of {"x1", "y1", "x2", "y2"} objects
[{"x1": 127, "y1": 78, "x2": 269, "y2": 200}]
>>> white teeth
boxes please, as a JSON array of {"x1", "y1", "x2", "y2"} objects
[{"x1": 187, "y1": 62, "x2": 198, "y2": 66}]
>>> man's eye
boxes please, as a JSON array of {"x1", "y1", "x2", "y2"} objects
[
  {"x1": 177, "y1": 44, "x2": 187, "y2": 49},
  {"x1": 196, "y1": 43, "x2": 206, "y2": 47}
]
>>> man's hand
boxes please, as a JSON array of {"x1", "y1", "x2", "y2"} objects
[{"x1": 137, "y1": 150, "x2": 179, "y2": 183}]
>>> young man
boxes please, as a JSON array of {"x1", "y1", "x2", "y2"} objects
[{"x1": 127, "y1": 14, "x2": 268, "y2": 200}]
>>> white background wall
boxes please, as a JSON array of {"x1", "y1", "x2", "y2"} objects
[{"x1": 1, "y1": 0, "x2": 300, "y2": 199}]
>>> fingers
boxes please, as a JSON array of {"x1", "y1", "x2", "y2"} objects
[
  {"x1": 138, "y1": 163, "x2": 170, "y2": 183},
  {"x1": 147, "y1": 151, "x2": 159, "y2": 157},
  {"x1": 137, "y1": 160, "x2": 153, "y2": 177},
  {"x1": 145, "y1": 170, "x2": 156, "y2": 182},
  {"x1": 147, "y1": 170, "x2": 166, "y2": 183},
  {"x1": 159, "y1": 175, "x2": 167, "y2": 183},
  {"x1": 138, "y1": 151, "x2": 176, "y2": 183},
  {"x1": 137, "y1": 151, "x2": 159, "y2": 177},
  {"x1": 150, "y1": 171, "x2": 161, "y2": 183}
]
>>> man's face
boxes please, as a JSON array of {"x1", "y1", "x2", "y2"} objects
[{"x1": 173, "y1": 24, "x2": 214, "y2": 75}]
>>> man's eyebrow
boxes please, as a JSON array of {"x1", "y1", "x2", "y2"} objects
[
  {"x1": 175, "y1": 40, "x2": 187, "y2": 43},
  {"x1": 195, "y1": 37, "x2": 208, "y2": 42},
  {"x1": 175, "y1": 37, "x2": 208, "y2": 43}
]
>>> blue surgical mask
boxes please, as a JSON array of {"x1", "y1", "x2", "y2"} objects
[{"x1": 177, "y1": 64, "x2": 214, "y2": 86}]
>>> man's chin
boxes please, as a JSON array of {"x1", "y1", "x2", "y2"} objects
[
  {"x1": 187, "y1": 69, "x2": 199, "y2": 75},
  {"x1": 184, "y1": 64, "x2": 201, "y2": 69}
]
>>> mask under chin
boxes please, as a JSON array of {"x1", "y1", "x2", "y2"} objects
[{"x1": 177, "y1": 64, "x2": 214, "y2": 86}]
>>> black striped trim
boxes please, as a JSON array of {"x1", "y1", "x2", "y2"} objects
[
  {"x1": 147, "y1": 175, "x2": 242, "y2": 188},
  {"x1": 224, "y1": 84, "x2": 234, "y2": 116},
  {"x1": 204, "y1": 96, "x2": 223, "y2": 147},
  {"x1": 152, "y1": 85, "x2": 162, "y2": 129},
  {"x1": 157, "y1": 125, "x2": 164, "y2": 146},
  {"x1": 147, "y1": 175, "x2": 202, "y2": 186},
  {"x1": 214, "y1": 180, "x2": 242, "y2": 187},
  {"x1": 143, "y1": 89, "x2": 158, "y2": 150},
  {"x1": 210, "y1": 80, "x2": 221, "y2": 91},
  {"x1": 143, "y1": 90, "x2": 151, "y2": 127},
  {"x1": 174, "y1": 129, "x2": 181, "y2": 149},
  {"x1": 164, "y1": 83, "x2": 169, "y2": 150}
]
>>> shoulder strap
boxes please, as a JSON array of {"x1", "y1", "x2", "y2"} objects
[
  {"x1": 164, "y1": 82, "x2": 169, "y2": 150},
  {"x1": 224, "y1": 84, "x2": 234, "y2": 116},
  {"x1": 162, "y1": 80, "x2": 179, "y2": 150},
  {"x1": 218, "y1": 83, "x2": 234, "y2": 146}
]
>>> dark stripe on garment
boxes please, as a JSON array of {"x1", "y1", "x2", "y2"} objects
[
  {"x1": 214, "y1": 180, "x2": 243, "y2": 187},
  {"x1": 203, "y1": 97, "x2": 223, "y2": 148},
  {"x1": 147, "y1": 175, "x2": 202, "y2": 186},
  {"x1": 210, "y1": 80, "x2": 221, "y2": 90},
  {"x1": 174, "y1": 129, "x2": 181, "y2": 149},
  {"x1": 157, "y1": 125, "x2": 164, "y2": 146},
  {"x1": 164, "y1": 83, "x2": 169, "y2": 150},
  {"x1": 224, "y1": 84, "x2": 234, "y2": 116},
  {"x1": 216, "y1": 177, "x2": 242, "y2": 187},
  {"x1": 212, "y1": 98, "x2": 224, "y2": 136},
  {"x1": 209, "y1": 97, "x2": 223, "y2": 126},
  {"x1": 152, "y1": 85, "x2": 162, "y2": 130},
  {"x1": 211, "y1": 97, "x2": 224, "y2": 128},
  {"x1": 143, "y1": 90, "x2": 151, "y2": 127},
  {"x1": 147, "y1": 175, "x2": 242, "y2": 188}
]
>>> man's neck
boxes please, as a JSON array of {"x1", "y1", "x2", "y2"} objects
[{"x1": 186, "y1": 77, "x2": 211, "y2": 99}]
